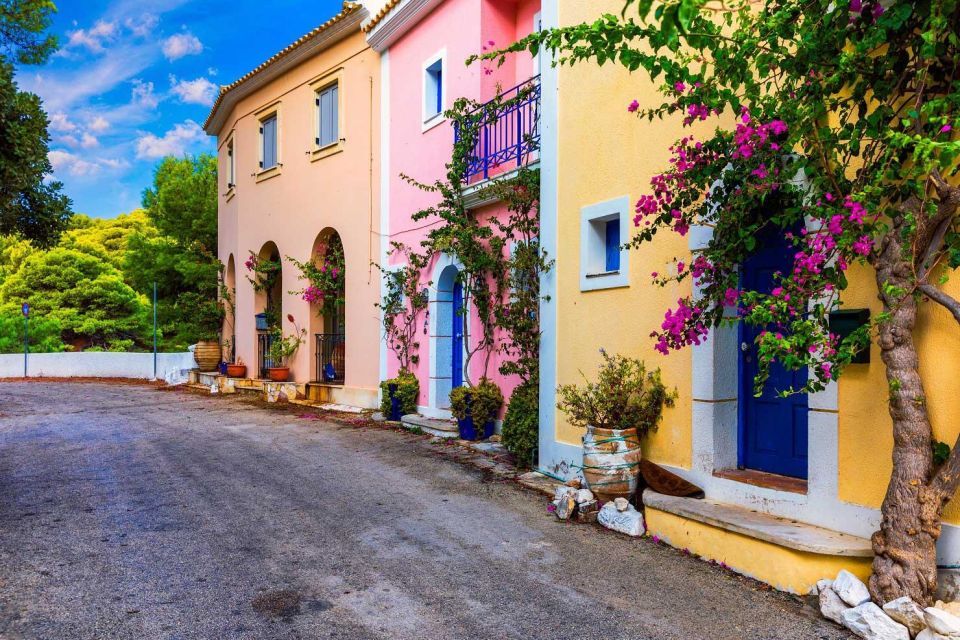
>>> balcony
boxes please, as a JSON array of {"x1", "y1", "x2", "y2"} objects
[{"x1": 455, "y1": 75, "x2": 541, "y2": 184}]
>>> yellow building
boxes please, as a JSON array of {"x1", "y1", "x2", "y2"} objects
[{"x1": 536, "y1": 0, "x2": 960, "y2": 596}]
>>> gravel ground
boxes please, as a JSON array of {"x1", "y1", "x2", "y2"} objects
[{"x1": 0, "y1": 381, "x2": 851, "y2": 640}]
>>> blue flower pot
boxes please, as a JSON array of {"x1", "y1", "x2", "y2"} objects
[
  {"x1": 456, "y1": 391, "x2": 495, "y2": 441},
  {"x1": 255, "y1": 313, "x2": 269, "y2": 331},
  {"x1": 387, "y1": 383, "x2": 403, "y2": 421}
]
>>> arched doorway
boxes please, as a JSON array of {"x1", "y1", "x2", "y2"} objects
[
  {"x1": 223, "y1": 254, "x2": 237, "y2": 364},
  {"x1": 306, "y1": 230, "x2": 346, "y2": 383},
  {"x1": 252, "y1": 241, "x2": 282, "y2": 379},
  {"x1": 432, "y1": 261, "x2": 465, "y2": 410}
]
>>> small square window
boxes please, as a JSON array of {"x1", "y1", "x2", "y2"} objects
[
  {"x1": 260, "y1": 114, "x2": 278, "y2": 170},
  {"x1": 580, "y1": 196, "x2": 630, "y2": 292},
  {"x1": 316, "y1": 83, "x2": 339, "y2": 148},
  {"x1": 424, "y1": 57, "x2": 444, "y2": 121}
]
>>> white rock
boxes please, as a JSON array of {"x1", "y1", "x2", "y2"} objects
[
  {"x1": 916, "y1": 629, "x2": 952, "y2": 640},
  {"x1": 935, "y1": 601, "x2": 960, "y2": 618},
  {"x1": 555, "y1": 495, "x2": 576, "y2": 521},
  {"x1": 209, "y1": 383, "x2": 219, "y2": 394},
  {"x1": 575, "y1": 489, "x2": 595, "y2": 504},
  {"x1": 598, "y1": 502, "x2": 644, "y2": 537},
  {"x1": 552, "y1": 486, "x2": 576, "y2": 503},
  {"x1": 883, "y1": 597, "x2": 926, "y2": 637},
  {"x1": 834, "y1": 569, "x2": 873, "y2": 607},
  {"x1": 924, "y1": 607, "x2": 960, "y2": 636},
  {"x1": 613, "y1": 497, "x2": 629, "y2": 512},
  {"x1": 820, "y1": 585, "x2": 851, "y2": 625},
  {"x1": 813, "y1": 578, "x2": 834, "y2": 596},
  {"x1": 842, "y1": 602, "x2": 910, "y2": 640}
]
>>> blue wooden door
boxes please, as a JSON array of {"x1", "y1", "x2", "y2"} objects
[
  {"x1": 452, "y1": 282, "x2": 464, "y2": 389},
  {"x1": 739, "y1": 237, "x2": 808, "y2": 479}
]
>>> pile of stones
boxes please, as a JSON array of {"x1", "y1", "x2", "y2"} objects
[
  {"x1": 818, "y1": 570, "x2": 960, "y2": 639},
  {"x1": 550, "y1": 480, "x2": 645, "y2": 537}
]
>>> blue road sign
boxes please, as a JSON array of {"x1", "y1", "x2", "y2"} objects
[{"x1": 21, "y1": 302, "x2": 29, "y2": 317}]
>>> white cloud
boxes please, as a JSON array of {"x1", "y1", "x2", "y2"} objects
[
  {"x1": 161, "y1": 32, "x2": 202, "y2": 61},
  {"x1": 124, "y1": 13, "x2": 159, "y2": 38},
  {"x1": 80, "y1": 133, "x2": 99, "y2": 149},
  {"x1": 135, "y1": 120, "x2": 206, "y2": 159},
  {"x1": 131, "y1": 79, "x2": 159, "y2": 108},
  {"x1": 207, "y1": 67, "x2": 218, "y2": 77},
  {"x1": 49, "y1": 150, "x2": 103, "y2": 177},
  {"x1": 63, "y1": 20, "x2": 118, "y2": 54},
  {"x1": 88, "y1": 116, "x2": 110, "y2": 133},
  {"x1": 49, "y1": 112, "x2": 78, "y2": 132},
  {"x1": 169, "y1": 75, "x2": 217, "y2": 106}
]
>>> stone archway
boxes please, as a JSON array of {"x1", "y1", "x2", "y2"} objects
[
  {"x1": 307, "y1": 229, "x2": 346, "y2": 383},
  {"x1": 253, "y1": 241, "x2": 282, "y2": 378}
]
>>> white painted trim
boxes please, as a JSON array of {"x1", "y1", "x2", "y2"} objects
[
  {"x1": 532, "y1": 11, "x2": 543, "y2": 76},
  {"x1": 378, "y1": 50, "x2": 391, "y2": 404},
  {"x1": 579, "y1": 196, "x2": 630, "y2": 292},
  {"x1": 365, "y1": 0, "x2": 444, "y2": 53},
  {"x1": 421, "y1": 48, "x2": 447, "y2": 131},
  {"x1": 536, "y1": 0, "x2": 578, "y2": 480}
]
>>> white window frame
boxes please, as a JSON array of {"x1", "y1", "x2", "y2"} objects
[
  {"x1": 226, "y1": 136, "x2": 235, "y2": 187},
  {"x1": 579, "y1": 196, "x2": 630, "y2": 292},
  {"x1": 422, "y1": 49, "x2": 447, "y2": 132},
  {"x1": 532, "y1": 12, "x2": 543, "y2": 76},
  {"x1": 316, "y1": 81, "x2": 339, "y2": 149},
  {"x1": 254, "y1": 102, "x2": 282, "y2": 182}
]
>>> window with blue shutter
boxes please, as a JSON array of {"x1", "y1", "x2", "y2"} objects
[
  {"x1": 604, "y1": 218, "x2": 620, "y2": 272},
  {"x1": 317, "y1": 83, "x2": 338, "y2": 147},
  {"x1": 260, "y1": 115, "x2": 277, "y2": 170},
  {"x1": 425, "y1": 58, "x2": 443, "y2": 120}
]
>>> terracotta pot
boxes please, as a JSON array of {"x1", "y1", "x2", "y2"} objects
[
  {"x1": 582, "y1": 425, "x2": 642, "y2": 502},
  {"x1": 225, "y1": 364, "x2": 247, "y2": 378},
  {"x1": 194, "y1": 340, "x2": 221, "y2": 372},
  {"x1": 267, "y1": 367, "x2": 290, "y2": 382}
]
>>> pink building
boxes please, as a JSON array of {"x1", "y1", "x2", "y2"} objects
[
  {"x1": 204, "y1": 3, "x2": 383, "y2": 408},
  {"x1": 365, "y1": 0, "x2": 542, "y2": 418}
]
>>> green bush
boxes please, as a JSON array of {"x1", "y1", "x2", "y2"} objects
[
  {"x1": 502, "y1": 380, "x2": 539, "y2": 468},
  {"x1": 380, "y1": 369, "x2": 419, "y2": 417},
  {"x1": 449, "y1": 378, "x2": 503, "y2": 425}
]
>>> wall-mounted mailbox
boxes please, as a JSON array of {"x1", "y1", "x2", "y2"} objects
[{"x1": 828, "y1": 308, "x2": 871, "y2": 364}]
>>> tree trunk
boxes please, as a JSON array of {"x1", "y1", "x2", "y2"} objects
[{"x1": 869, "y1": 219, "x2": 941, "y2": 605}]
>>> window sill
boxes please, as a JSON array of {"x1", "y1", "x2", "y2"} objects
[
  {"x1": 422, "y1": 114, "x2": 446, "y2": 133},
  {"x1": 585, "y1": 270, "x2": 620, "y2": 279},
  {"x1": 255, "y1": 166, "x2": 282, "y2": 183},
  {"x1": 310, "y1": 142, "x2": 344, "y2": 162}
]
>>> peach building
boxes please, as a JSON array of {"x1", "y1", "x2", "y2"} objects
[
  {"x1": 365, "y1": 0, "x2": 542, "y2": 419},
  {"x1": 204, "y1": 2, "x2": 382, "y2": 408}
]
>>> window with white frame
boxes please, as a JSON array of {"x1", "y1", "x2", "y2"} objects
[
  {"x1": 580, "y1": 196, "x2": 630, "y2": 292},
  {"x1": 423, "y1": 53, "x2": 445, "y2": 123},
  {"x1": 259, "y1": 113, "x2": 278, "y2": 171},
  {"x1": 226, "y1": 137, "x2": 235, "y2": 187},
  {"x1": 316, "y1": 82, "x2": 339, "y2": 148}
]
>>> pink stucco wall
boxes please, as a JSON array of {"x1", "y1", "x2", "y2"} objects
[
  {"x1": 213, "y1": 28, "x2": 382, "y2": 406},
  {"x1": 383, "y1": 0, "x2": 541, "y2": 413}
]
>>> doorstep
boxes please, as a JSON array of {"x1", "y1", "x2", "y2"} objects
[
  {"x1": 400, "y1": 414, "x2": 459, "y2": 439},
  {"x1": 643, "y1": 489, "x2": 873, "y2": 594}
]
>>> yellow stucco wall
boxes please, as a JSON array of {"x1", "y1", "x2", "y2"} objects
[
  {"x1": 554, "y1": 0, "x2": 708, "y2": 468},
  {"x1": 646, "y1": 508, "x2": 873, "y2": 594},
  {"x1": 555, "y1": 1, "x2": 960, "y2": 525}
]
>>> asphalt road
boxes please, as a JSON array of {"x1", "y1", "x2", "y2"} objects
[{"x1": 0, "y1": 381, "x2": 850, "y2": 640}]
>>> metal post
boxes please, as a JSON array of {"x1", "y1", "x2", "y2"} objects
[
  {"x1": 23, "y1": 313, "x2": 28, "y2": 377},
  {"x1": 152, "y1": 282, "x2": 158, "y2": 379}
]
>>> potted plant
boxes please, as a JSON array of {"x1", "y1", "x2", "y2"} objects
[
  {"x1": 450, "y1": 378, "x2": 504, "y2": 441},
  {"x1": 266, "y1": 315, "x2": 306, "y2": 382},
  {"x1": 226, "y1": 357, "x2": 247, "y2": 379},
  {"x1": 379, "y1": 370, "x2": 419, "y2": 421},
  {"x1": 556, "y1": 349, "x2": 677, "y2": 501}
]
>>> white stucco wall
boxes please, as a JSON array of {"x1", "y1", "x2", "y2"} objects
[{"x1": 0, "y1": 352, "x2": 196, "y2": 384}]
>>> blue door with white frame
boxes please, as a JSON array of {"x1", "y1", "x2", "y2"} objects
[
  {"x1": 452, "y1": 282, "x2": 464, "y2": 389},
  {"x1": 739, "y1": 234, "x2": 808, "y2": 479}
]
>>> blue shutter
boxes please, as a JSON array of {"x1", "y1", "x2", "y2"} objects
[
  {"x1": 319, "y1": 85, "x2": 338, "y2": 147},
  {"x1": 262, "y1": 116, "x2": 277, "y2": 169},
  {"x1": 605, "y1": 219, "x2": 620, "y2": 272},
  {"x1": 435, "y1": 68, "x2": 442, "y2": 115}
]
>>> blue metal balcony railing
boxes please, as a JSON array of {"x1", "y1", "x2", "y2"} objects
[
  {"x1": 257, "y1": 331, "x2": 276, "y2": 379},
  {"x1": 455, "y1": 75, "x2": 541, "y2": 182},
  {"x1": 315, "y1": 333, "x2": 345, "y2": 384}
]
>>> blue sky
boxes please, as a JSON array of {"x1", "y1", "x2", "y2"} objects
[{"x1": 17, "y1": 0, "x2": 346, "y2": 218}]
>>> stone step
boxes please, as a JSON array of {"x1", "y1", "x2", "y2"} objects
[
  {"x1": 400, "y1": 414, "x2": 458, "y2": 439},
  {"x1": 643, "y1": 489, "x2": 873, "y2": 557}
]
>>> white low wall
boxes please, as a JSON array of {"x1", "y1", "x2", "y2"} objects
[{"x1": 0, "y1": 351, "x2": 196, "y2": 384}]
